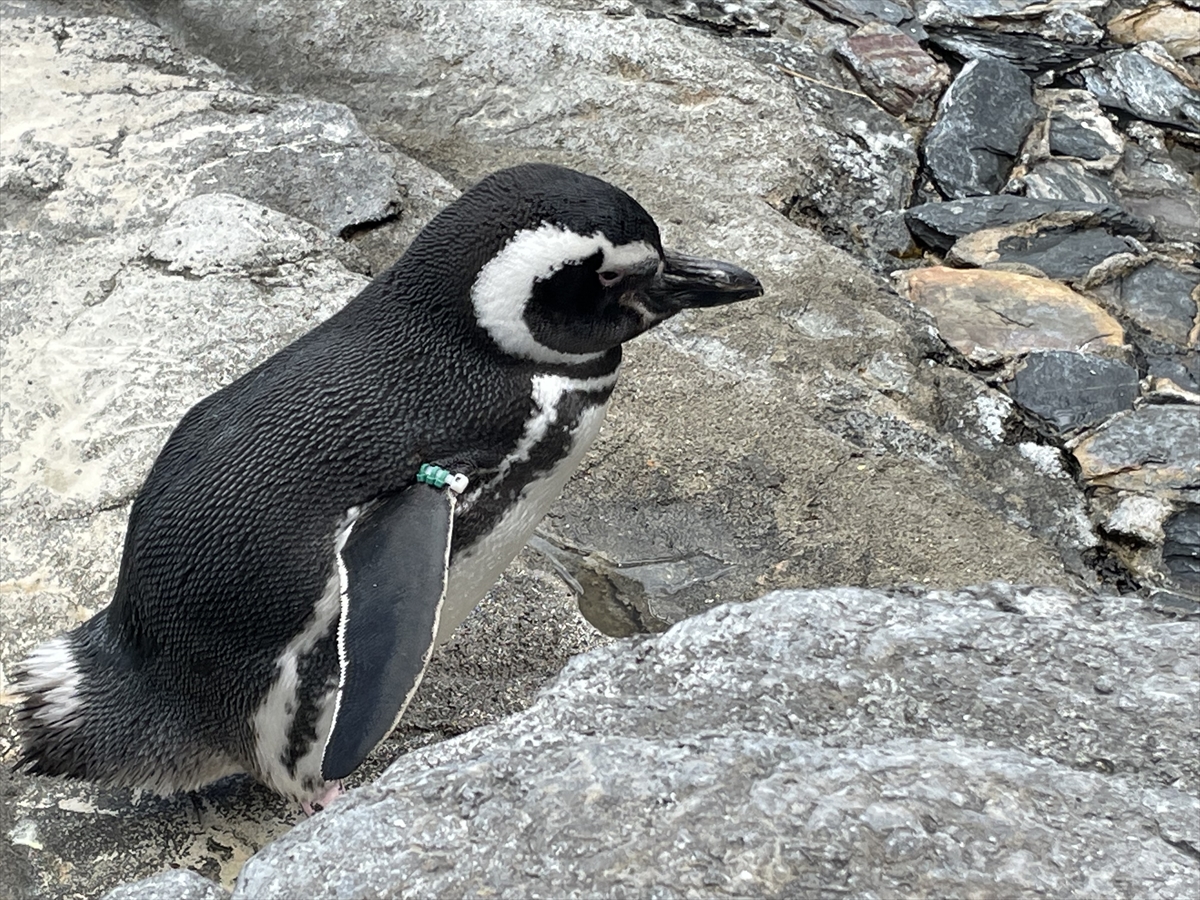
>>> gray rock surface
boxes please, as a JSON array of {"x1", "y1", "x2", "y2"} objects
[
  {"x1": 1080, "y1": 45, "x2": 1200, "y2": 136},
  {"x1": 922, "y1": 57, "x2": 1036, "y2": 198},
  {"x1": 103, "y1": 869, "x2": 230, "y2": 900},
  {"x1": 2, "y1": 7, "x2": 1112, "y2": 898},
  {"x1": 1008, "y1": 350, "x2": 1139, "y2": 437},
  {"x1": 230, "y1": 585, "x2": 1200, "y2": 899}
]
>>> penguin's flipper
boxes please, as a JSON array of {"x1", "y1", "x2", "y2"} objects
[{"x1": 321, "y1": 483, "x2": 457, "y2": 781}]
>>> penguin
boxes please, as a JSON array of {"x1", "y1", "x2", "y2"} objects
[{"x1": 13, "y1": 163, "x2": 763, "y2": 811}]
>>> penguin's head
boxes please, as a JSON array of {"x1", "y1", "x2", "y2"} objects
[{"x1": 417, "y1": 164, "x2": 763, "y2": 365}]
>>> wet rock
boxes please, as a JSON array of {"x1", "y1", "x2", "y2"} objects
[
  {"x1": 1106, "y1": 2, "x2": 1200, "y2": 61},
  {"x1": 899, "y1": 267, "x2": 1125, "y2": 365},
  {"x1": 904, "y1": 195, "x2": 1149, "y2": 253},
  {"x1": 1102, "y1": 493, "x2": 1173, "y2": 546},
  {"x1": 230, "y1": 585, "x2": 1200, "y2": 899},
  {"x1": 1072, "y1": 406, "x2": 1200, "y2": 495},
  {"x1": 835, "y1": 21, "x2": 949, "y2": 120},
  {"x1": 1093, "y1": 261, "x2": 1200, "y2": 347},
  {"x1": 948, "y1": 221, "x2": 1137, "y2": 282},
  {"x1": 1008, "y1": 350, "x2": 1139, "y2": 437},
  {"x1": 1162, "y1": 506, "x2": 1200, "y2": 589},
  {"x1": 1020, "y1": 160, "x2": 1122, "y2": 205},
  {"x1": 103, "y1": 869, "x2": 231, "y2": 900},
  {"x1": 1078, "y1": 45, "x2": 1200, "y2": 136},
  {"x1": 1113, "y1": 122, "x2": 1200, "y2": 244},
  {"x1": 922, "y1": 57, "x2": 1037, "y2": 198}
]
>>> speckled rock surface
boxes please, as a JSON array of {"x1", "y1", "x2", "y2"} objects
[{"x1": 230, "y1": 585, "x2": 1200, "y2": 899}]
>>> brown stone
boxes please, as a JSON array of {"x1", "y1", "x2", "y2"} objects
[
  {"x1": 898, "y1": 267, "x2": 1125, "y2": 365},
  {"x1": 837, "y1": 22, "x2": 950, "y2": 121},
  {"x1": 1073, "y1": 406, "x2": 1200, "y2": 494},
  {"x1": 1107, "y1": 2, "x2": 1200, "y2": 61}
]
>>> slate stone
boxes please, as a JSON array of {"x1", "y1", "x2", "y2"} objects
[
  {"x1": 928, "y1": 27, "x2": 1102, "y2": 71},
  {"x1": 230, "y1": 586, "x2": 1200, "y2": 899},
  {"x1": 1114, "y1": 126, "x2": 1200, "y2": 243},
  {"x1": 1073, "y1": 406, "x2": 1200, "y2": 493},
  {"x1": 1147, "y1": 352, "x2": 1200, "y2": 393},
  {"x1": 1022, "y1": 160, "x2": 1121, "y2": 205},
  {"x1": 1099, "y1": 261, "x2": 1200, "y2": 346},
  {"x1": 1103, "y1": 493, "x2": 1172, "y2": 545},
  {"x1": 1080, "y1": 47, "x2": 1200, "y2": 135},
  {"x1": 1008, "y1": 350, "x2": 1139, "y2": 436},
  {"x1": 904, "y1": 195, "x2": 1149, "y2": 253},
  {"x1": 1051, "y1": 114, "x2": 1115, "y2": 161},
  {"x1": 640, "y1": 0, "x2": 781, "y2": 34},
  {"x1": 948, "y1": 224, "x2": 1135, "y2": 281},
  {"x1": 898, "y1": 267, "x2": 1125, "y2": 366},
  {"x1": 1162, "y1": 506, "x2": 1200, "y2": 588},
  {"x1": 836, "y1": 21, "x2": 949, "y2": 120},
  {"x1": 923, "y1": 57, "x2": 1037, "y2": 198}
]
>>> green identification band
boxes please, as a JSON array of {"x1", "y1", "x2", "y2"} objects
[{"x1": 417, "y1": 463, "x2": 469, "y2": 494}]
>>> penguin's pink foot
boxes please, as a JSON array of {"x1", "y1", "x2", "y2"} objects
[{"x1": 300, "y1": 780, "x2": 343, "y2": 817}]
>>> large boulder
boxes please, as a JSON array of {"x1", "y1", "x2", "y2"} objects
[{"x1": 183, "y1": 585, "x2": 1200, "y2": 897}]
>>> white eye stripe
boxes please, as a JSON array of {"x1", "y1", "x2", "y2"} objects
[{"x1": 471, "y1": 222, "x2": 658, "y2": 363}]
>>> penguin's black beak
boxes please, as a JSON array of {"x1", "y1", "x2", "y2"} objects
[{"x1": 647, "y1": 249, "x2": 764, "y2": 312}]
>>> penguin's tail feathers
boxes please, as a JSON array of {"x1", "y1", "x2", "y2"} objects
[{"x1": 12, "y1": 618, "x2": 237, "y2": 795}]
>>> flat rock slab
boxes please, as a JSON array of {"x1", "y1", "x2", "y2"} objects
[
  {"x1": 201, "y1": 585, "x2": 1198, "y2": 899},
  {"x1": 836, "y1": 20, "x2": 948, "y2": 120},
  {"x1": 1081, "y1": 46, "x2": 1200, "y2": 135},
  {"x1": 947, "y1": 221, "x2": 1135, "y2": 281},
  {"x1": 1072, "y1": 405, "x2": 1200, "y2": 494},
  {"x1": 1008, "y1": 350, "x2": 1139, "y2": 436},
  {"x1": 898, "y1": 267, "x2": 1125, "y2": 365},
  {"x1": 904, "y1": 195, "x2": 1147, "y2": 253}
]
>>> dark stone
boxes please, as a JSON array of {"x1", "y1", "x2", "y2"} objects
[
  {"x1": 927, "y1": 28, "x2": 1100, "y2": 72},
  {"x1": 1104, "y1": 262, "x2": 1200, "y2": 346},
  {"x1": 1145, "y1": 349, "x2": 1200, "y2": 393},
  {"x1": 923, "y1": 57, "x2": 1036, "y2": 198},
  {"x1": 1022, "y1": 160, "x2": 1121, "y2": 205},
  {"x1": 1163, "y1": 507, "x2": 1200, "y2": 589},
  {"x1": 905, "y1": 195, "x2": 1151, "y2": 253},
  {"x1": 1114, "y1": 132, "x2": 1200, "y2": 244},
  {"x1": 640, "y1": 0, "x2": 781, "y2": 34},
  {"x1": 804, "y1": 0, "x2": 913, "y2": 28},
  {"x1": 1008, "y1": 351, "x2": 1139, "y2": 437},
  {"x1": 989, "y1": 226, "x2": 1134, "y2": 281},
  {"x1": 1050, "y1": 113, "x2": 1114, "y2": 161},
  {"x1": 1080, "y1": 48, "x2": 1200, "y2": 136}
]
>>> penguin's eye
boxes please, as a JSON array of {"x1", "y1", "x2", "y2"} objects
[{"x1": 598, "y1": 270, "x2": 622, "y2": 288}]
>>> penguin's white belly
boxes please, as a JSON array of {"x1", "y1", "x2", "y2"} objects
[{"x1": 440, "y1": 399, "x2": 609, "y2": 643}]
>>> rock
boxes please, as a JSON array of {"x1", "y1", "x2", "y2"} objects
[
  {"x1": 1093, "y1": 261, "x2": 1200, "y2": 347},
  {"x1": 146, "y1": 0, "x2": 918, "y2": 276},
  {"x1": 1102, "y1": 493, "x2": 1173, "y2": 546},
  {"x1": 1039, "y1": 89, "x2": 1125, "y2": 169},
  {"x1": 1072, "y1": 406, "x2": 1200, "y2": 495},
  {"x1": 5, "y1": 9, "x2": 1103, "y2": 897},
  {"x1": 1107, "y1": 2, "x2": 1200, "y2": 61},
  {"x1": 904, "y1": 195, "x2": 1149, "y2": 253},
  {"x1": 1008, "y1": 350, "x2": 1139, "y2": 437},
  {"x1": 102, "y1": 869, "x2": 230, "y2": 900},
  {"x1": 145, "y1": 193, "x2": 360, "y2": 277},
  {"x1": 1113, "y1": 122, "x2": 1200, "y2": 244},
  {"x1": 804, "y1": 0, "x2": 920, "y2": 34},
  {"x1": 1019, "y1": 160, "x2": 1122, "y2": 205},
  {"x1": 639, "y1": 0, "x2": 782, "y2": 34},
  {"x1": 835, "y1": 21, "x2": 949, "y2": 120},
  {"x1": 898, "y1": 267, "x2": 1125, "y2": 366},
  {"x1": 1162, "y1": 506, "x2": 1200, "y2": 589},
  {"x1": 230, "y1": 586, "x2": 1200, "y2": 899},
  {"x1": 922, "y1": 57, "x2": 1037, "y2": 198},
  {"x1": 947, "y1": 220, "x2": 1137, "y2": 282},
  {"x1": 1079, "y1": 45, "x2": 1200, "y2": 136},
  {"x1": 920, "y1": 0, "x2": 1106, "y2": 70}
]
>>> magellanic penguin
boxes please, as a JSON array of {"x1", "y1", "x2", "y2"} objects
[{"x1": 14, "y1": 163, "x2": 763, "y2": 811}]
